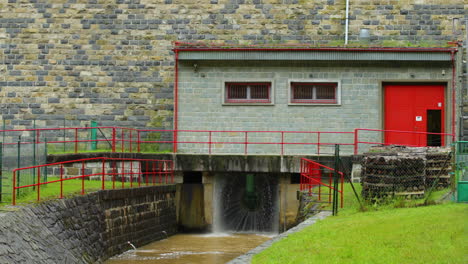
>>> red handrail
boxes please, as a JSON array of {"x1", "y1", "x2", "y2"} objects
[
  {"x1": 12, "y1": 157, "x2": 174, "y2": 205},
  {"x1": 0, "y1": 126, "x2": 454, "y2": 155},
  {"x1": 300, "y1": 158, "x2": 344, "y2": 208}
]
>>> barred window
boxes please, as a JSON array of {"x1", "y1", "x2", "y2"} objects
[
  {"x1": 225, "y1": 82, "x2": 271, "y2": 103},
  {"x1": 291, "y1": 82, "x2": 337, "y2": 104}
]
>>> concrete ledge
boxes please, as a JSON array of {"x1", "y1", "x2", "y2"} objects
[
  {"x1": 227, "y1": 211, "x2": 332, "y2": 264},
  {"x1": 48, "y1": 153, "x2": 352, "y2": 173}
]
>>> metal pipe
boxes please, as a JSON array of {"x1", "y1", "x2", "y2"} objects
[
  {"x1": 174, "y1": 49, "x2": 179, "y2": 153},
  {"x1": 451, "y1": 50, "x2": 457, "y2": 142},
  {"x1": 345, "y1": 0, "x2": 350, "y2": 45}
]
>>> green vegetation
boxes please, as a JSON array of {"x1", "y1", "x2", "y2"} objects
[
  {"x1": 253, "y1": 203, "x2": 467, "y2": 264},
  {"x1": 253, "y1": 183, "x2": 466, "y2": 264},
  {"x1": 1, "y1": 176, "x2": 166, "y2": 207}
]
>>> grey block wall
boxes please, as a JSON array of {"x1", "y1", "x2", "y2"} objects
[{"x1": 177, "y1": 60, "x2": 452, "y2": 155}]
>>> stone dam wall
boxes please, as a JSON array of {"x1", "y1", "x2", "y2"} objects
[
  {"x1": 0, "y1": 185, "x2": 177, "y2": 264},
  {"x1": 0, "y1": 0, "x2": 465, "y2": 130}
]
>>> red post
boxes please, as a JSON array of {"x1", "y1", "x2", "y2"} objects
[
  {"x1": 37, "y1": 167, "x2": 41, "y2": 202},
  {"x1": 101, "y1": 160, "x2": 105, "y2": 190},
  {"x1": 138, "y1": 161, "x2": 141, "y2": 187},
  {"x1": 209, "y1": 131, "x2": 212, "y2": 155},
  {"x1": 354, "y1": 129, "x2": 359, "y2": 155},
  {"x1": 174, "y1": 50, "x2": 179, "y2": 154},
  {"x1": 137, "y1": 131, "x2": 141, "y2": 153},
  {"x1": 36, "y1": 130, "x2": 40, "y2": 144},
  {"x1": 74, "y1": 128, "x2": 78, "y2": 153},
  {"x1": 121, "y1": 130, "x2": 124, "y2": 152},
  {"x1": 81, "y1": 161, "x2": 85, "y2": 195},
  {"x1": 281, "y1": 132, "x2": 284, "y2": 156},
  {"x1": 129, "y1": 130, "x2": 132, "y2": 152},
  {"x1": 130, "y1": 160, "x2": 133, "y2": 188},
  {"x1": 318, "y1": 169, "x2": 321, "y2": 201},
  {"x1": 60, "y1": 165, "x2": 63, "y2": 198},
  {"x1": 112, "y1": 128, "x2": 116, "y2": 152},
  {"x1": 244, "y1": 132, "x2": 248, "y2": 155},
  {"x1": 12, "y1": 171, "x2": 16, "y2": 205},
  {"x1": 121, "y1": 160, "x2": 125, "y2": 189},
  {"x1": 317, "y1": 132, "x2": 321, "y2": 155}
]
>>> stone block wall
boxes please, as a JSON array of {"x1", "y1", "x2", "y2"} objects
[
  {"x1": 0, "y1": 0, "x2": 465, "y2": 131},
  {"x1": 0, "y1": 185, "x2": 177, "y2": 264}
]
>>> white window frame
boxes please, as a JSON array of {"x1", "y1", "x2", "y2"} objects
[
  {"x1": 288, "y1": 79, "x2": 341, "y2": 106},
  {"x1": 222, "y1": 79, "x2": 275, "y2": 105}
]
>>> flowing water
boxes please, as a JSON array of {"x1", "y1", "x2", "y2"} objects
[
  {"x1": 108, "y1": 173, "x2": 278, "y2": 263},
  {"x1": 106, "y1": 233, "x2": 272, "y2": 264}
]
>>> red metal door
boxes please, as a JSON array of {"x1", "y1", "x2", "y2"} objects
[{"x1": 384, "y1": 84, "x2": 445, "y2": 146}]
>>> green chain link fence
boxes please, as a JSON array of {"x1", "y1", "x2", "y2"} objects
[{"x1": 455, "y1": 141, "x2": 468, "y2": 202}]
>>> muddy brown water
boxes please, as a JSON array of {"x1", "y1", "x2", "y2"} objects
[{"x1": 106, "y1": 233, "x2": 272, "y2": 264}]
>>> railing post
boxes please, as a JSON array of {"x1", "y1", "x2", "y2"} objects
[
  {"x1": 121, "y1": 130, "x2": 124, "y2": 152},
  {"x1": 209, "y1": 131, "x2": 212, "y2": 155},
  {"x1": 317, "y1": 132, "x2": 321, "y2": 155},
  {"x1": 12, "y1": 171, "x2": 16, "y2": 205},
  {"x1": 244, "y1": 132, "x2": 248, "y2": 155},
  {"x1": 130, "y1": 160, "x2": 133, "y2": 188},
  {"x1": 173, "y1": 129, "x2": 177, "y2": 153},
  {"x1": 74, "y1": 128, "x2": 78, "y2": 153},
  {"x1": 112, "y1": 161, "x2": 116, "y2": 189},
  {"x1": 81, "y1": 161, "x2": 85, "y2": 195},
  {"x1": 37, "y1": 167, "x2": 41, "y2": 202},
  {"x1": 129, "y1": 130, "x2": 132, "y2": 153},
  {"x1": 17, "y1": 138, "x2": 20, "y2": 198},
  {"x1": 137, "y1": 131, "x2": 141, "y2": 153},
  {"x1": 121, "y1": 160, "x2": 125, "y2": 189},
  {"x1": 138, "y1": 161, "x2": 141, "y2": 187},
  {"x1": 281, "y1": 132, "x2": 284, "y2": 156},
  {"x1": 333, "y1": 144, "x2": 340, "y2": 216},
  {"x1": 112, "y1": 128, "x2": 116, "y2": 152},
  {"x1": 353, "y1": 128, "x2": 358, "y2": 155},
  {"x1": 102, "y1": 160, "x2": 105, "y2": 190},
  {"x1": 33, "y1": 137, "x2": 36, "y2": 191},
  {"x1": 60, "y1": 165, "x2": 63, "y2": 198}
]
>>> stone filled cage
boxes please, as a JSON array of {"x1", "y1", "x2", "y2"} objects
[{"x1": 361, "y1": 146, "x2": 452, "y2": 200}]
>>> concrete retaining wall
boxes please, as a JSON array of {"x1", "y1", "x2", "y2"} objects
[{"x1": 0, "y1": 185, "x2": 177, "y2": 264}]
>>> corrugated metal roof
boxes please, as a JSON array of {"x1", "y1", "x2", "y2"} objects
[{"x1": 178, "y1": 51, "x2": 451, "y2": 61}]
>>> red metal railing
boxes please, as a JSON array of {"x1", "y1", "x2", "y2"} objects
[
  {"x1": 0, "y1": 126, "x2": 454, "y2": 156},
  {"x1": 300, "y1": 158, "x2": 344, "y2": 208},
  {"x1": 12, "y1": 157, "x2": 174, "y2": 205}
]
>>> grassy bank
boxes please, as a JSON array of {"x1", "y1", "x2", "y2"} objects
[
  {"x1": 2, "y1": 176, "x2": 166, "y2": 207},
  {"x1": 253, "y1": 185, "x2": 467, "y2": 264}
]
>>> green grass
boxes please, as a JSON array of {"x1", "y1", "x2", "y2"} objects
[
  {"x1": 253, "y1": 183, "x2": 465, "y2": 264},
  {"x1": 1, "y1": 175, "x2": 168, "y2": 207},
  {"x1": 253, "y1": 203, "x2": 467, "y2": 264}
]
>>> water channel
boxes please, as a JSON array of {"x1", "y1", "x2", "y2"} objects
[{"x1": 106, "y1": 233, "x2": 272, "y2": 264}]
